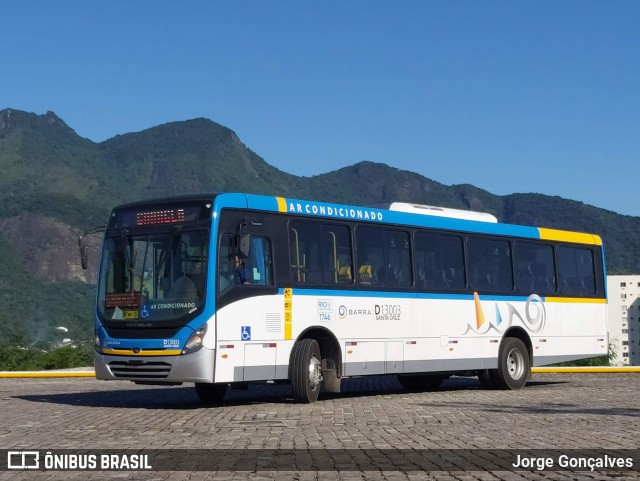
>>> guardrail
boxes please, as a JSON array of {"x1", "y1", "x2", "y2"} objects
[{"x1": 1, "y1": 366, "x2": 639, "y2": 379}]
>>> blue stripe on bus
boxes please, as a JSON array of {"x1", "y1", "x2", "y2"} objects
[
  {"x1": 245, "y1": 194, "x2": 281, "y2": 212},
  {"x1": 279, "y1": 287, "x2": 534, "y2": 303},
  {"x1": 245, "y1": 194, "x2": 542, "y2": 239}
]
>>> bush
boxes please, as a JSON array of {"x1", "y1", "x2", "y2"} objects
[{"x1": 0, "y1": 344, "x2": 93, "y2": 371}]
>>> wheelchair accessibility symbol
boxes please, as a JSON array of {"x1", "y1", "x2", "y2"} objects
[{"x1": 241, "y1": 326, "x2": 251, "y2": 341}]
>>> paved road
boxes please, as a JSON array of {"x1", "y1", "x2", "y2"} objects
[{"x1": 1, "y1": 373, "x2": 639, "y2": 480}]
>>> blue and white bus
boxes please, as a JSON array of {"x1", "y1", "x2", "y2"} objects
[{"x1": 83, "y1": 193, "x2": 608, "y2": 403}]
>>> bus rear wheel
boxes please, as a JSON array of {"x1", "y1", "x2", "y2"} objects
[
  {"x1": 290, "y1": 339, "x2": 322, "y2": 403},
  {"x1": 398, "y1": 374, "x2": 446, "y2": 391},
  {"x1": 491, "y1": 337, "x2": 530, "y2": 390},
  {"x1": 195, "y1": 382, "x2": 228, "y2": 403}
]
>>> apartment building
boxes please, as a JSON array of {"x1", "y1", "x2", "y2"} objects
[{"x1": 606, "y1": 275, "x2": 640, "y2": 366}]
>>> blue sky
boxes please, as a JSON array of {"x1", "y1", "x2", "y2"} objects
[{"x1": 2, "y1": 1, "x2": 639, "y2": 216}]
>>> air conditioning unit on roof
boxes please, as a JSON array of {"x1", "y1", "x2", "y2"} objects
[{"x1": 389, "y1": 202, "x2": 498, "y2": 223}]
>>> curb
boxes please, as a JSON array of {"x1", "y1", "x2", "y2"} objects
[
  {"x1": 0, "y1": 371, "x2": 96, "y2": 378},
  {"x1": 531, "y1": 366, "x2": 640, "y2": 373}
]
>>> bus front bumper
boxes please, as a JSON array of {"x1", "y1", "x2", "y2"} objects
[{"x1": 94, "y1": 347, "x2": 215, "y2": 383}]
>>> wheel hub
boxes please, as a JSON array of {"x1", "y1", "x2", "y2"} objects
[
  {"x1": 507, "y1": 348, "x2": 525, "y2": 380},
  {"x1": 308, "y1": 354, "x2": 322, "y2": 389}
]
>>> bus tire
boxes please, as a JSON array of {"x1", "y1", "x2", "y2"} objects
[
  {"x1": 493, "y1": 337, "x2": 530, "y2": 390},
  {"x1": 477, "y1": 369, "x2": 497, "y2": 389},
  {"x1": 195, "y1": 382, "x2": 228, "y2": 403},
  {"x1": 291, "y1": 339, "x2": 322, "y2": 403},
  {"x1": 398, "y1": 374, "x2": 445, "y2": 391}
]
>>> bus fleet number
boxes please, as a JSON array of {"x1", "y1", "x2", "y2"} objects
[{"x1": 374, "y1": 304, "x2": 401, "y2": 321}]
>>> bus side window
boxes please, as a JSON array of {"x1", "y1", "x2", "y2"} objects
[
  {"x1": 381, "y1": 230, "x2": 411, "y2": 287},
  {"x1": 218, "y1": 234, "x2": 274, "y2": 291},
  {"x1": 244, "y1": 236, "x2": 273, "y2": 286},
  {"x1": 356, "y1": 226, "x2": 382, "y2": 287},
  {"x1": 415, "y1": 232, "x2": 465, "y2": 291},
  {"x1": 356, "y1": 226, "x2": 411, "y2": 288},
  {"x1": 514, "y1": 242, "x2": 556, "y2": 295},
  {"x1": 217, "y1": 234, "x2": 236, "y2": 293},
  {"x1": 290, "y1": 220, "x2": 353, "y2": 286},
  {"x1": 468, "y1": 237, "x2": 513, "y2": 293},
  {"x1": 557, "y1": 246, "x2": 596, "y2": 296},
  {"x1": 322, "y1": 225, "x2": 352, "y2": 285}
]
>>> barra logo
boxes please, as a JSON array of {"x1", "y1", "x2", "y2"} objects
[
  {"x1": 337, "y1": 305, "x2": 372, "y2": 319},
  {"x1": 464, "y1": 293, "x2": 546, "y2": 335},
  {"x1": 8, "y1": 451, "x2": 39, "y2": 470}
]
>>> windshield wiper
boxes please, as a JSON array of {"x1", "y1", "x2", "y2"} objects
[{"x1": 121, "y1": 229, "x2": 136, "y2": 274}]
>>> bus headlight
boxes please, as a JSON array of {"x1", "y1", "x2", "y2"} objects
[
  {"x1": 182, "y1": 325, "x2": 207, "y2": 355},
  {"x1": 94, "y1": 334, "x2": 103, "y2": 354}
]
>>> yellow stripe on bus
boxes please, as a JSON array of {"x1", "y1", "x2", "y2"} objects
[
  {"x1": 0, "y1": 371, "x2": 96, "y2": 378},
  {"x1": 101, "y1": 349, "x2": 182, "y2": 356},
  {"x1": 538, "y1": 228, "x2": 602, "y2": 246},
  {"x1": 532, "y1": 366, "x2": 640, "y2": 373},
  {"x1": 545, "y1": 297, "x2": 606, "y2": 304},
  {"x1": 276, "y1": 196, "x2": 287, "y2": 213},
  {"x1": 284, "y1": 287, "x2": 293, "y2": 340}
]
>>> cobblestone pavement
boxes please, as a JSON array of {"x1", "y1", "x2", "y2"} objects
[{"x1": 1, "y1": 373, "x2": 639, "y2": 480}]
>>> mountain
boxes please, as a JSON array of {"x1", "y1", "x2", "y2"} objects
[{"x1": 1, "y1": 107, "x2": 639, "y2": 348}]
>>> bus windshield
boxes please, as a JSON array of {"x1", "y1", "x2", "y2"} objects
[{"x1": 97, "y1": 228, "x2": 209, "y2": 325}]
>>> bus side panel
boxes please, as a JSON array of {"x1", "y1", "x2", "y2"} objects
[
  {"x1": 215, "y1": 294, "x2": 286, "y2": 383},
  {"x1": 214, "y1": 292, "x2": 608, "y2": 382},
  {"x1": 533, "y1": 301, "x2": 608, "y2": 365}
]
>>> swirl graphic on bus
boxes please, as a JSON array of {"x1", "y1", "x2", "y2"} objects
[{"x1": 463, "y1": 293, "x2": 546, "y2": 335}]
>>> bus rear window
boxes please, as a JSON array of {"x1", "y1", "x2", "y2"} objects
[{"x1": 557, "y1": 246, "x2": 596, "y2": 296}]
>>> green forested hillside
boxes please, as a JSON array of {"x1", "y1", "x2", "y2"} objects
[{"x1": 1, "y1": 108, "x2": 639, "y2": 352}]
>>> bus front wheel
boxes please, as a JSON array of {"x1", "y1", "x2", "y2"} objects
[
  {"x1": 195, "y1": 382, "x2": 228, "y2": 403},
  {"x1": 492, "y1": 337, "x2": 530, "y2": 390},
  {"x1": 290, "y1": 339, "x2": 322, "y2": 403}
]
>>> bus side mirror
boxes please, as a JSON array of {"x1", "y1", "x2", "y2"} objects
[
  {"x1": 78, "y1": 225, "x2": 106, "y2": 270},
  {"x1": 239, "y1": 234, "x2": 251, "y2": 259},
  {"x1": 80, "y1": 245, "x2": 89, "y2": 270}
]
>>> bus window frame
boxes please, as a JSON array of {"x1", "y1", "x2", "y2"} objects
[
  {"x1": 354, "y1": 224, "x2": 414, "y2": 290},
  {"x1": 466, "y1": 235, "x2": 515, "y2": 294},
  {"x1": 414, "y1": 230, "x2": 467, "y2": 293},
  {"x1": 287, "y1": 218, "x2": 355, "y2": 288},
  {"x1": 512, "y1": 240, "x2": 558, "y2": 296},
  {"x1": 555, "y1": 244, "x2": 599, "y2": 297}
]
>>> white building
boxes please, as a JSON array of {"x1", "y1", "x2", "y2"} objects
[{"x1": 606, "y1": 275, "x2": 640, "y2": 366}]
